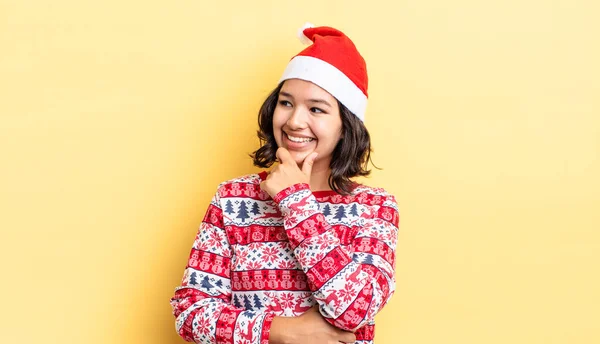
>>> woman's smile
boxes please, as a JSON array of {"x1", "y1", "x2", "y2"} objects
[{"x1": 284, "y1": 132, "x2": 316, "y2": 150}]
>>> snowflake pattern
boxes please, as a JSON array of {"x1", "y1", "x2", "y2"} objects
[{"x1": 170, "y1": 172, "x2": 399, "y2": 344}]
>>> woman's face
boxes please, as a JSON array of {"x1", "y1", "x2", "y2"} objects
[{"x1": 272, "y1": 79, "x2": 343, "y2": 169}]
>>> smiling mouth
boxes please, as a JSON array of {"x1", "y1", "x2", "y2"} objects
[{"x1": 285, "y1": 132, "x2": 315, "y2": 143}]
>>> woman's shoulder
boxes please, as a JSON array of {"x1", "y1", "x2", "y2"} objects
[
  {"x1": 212, "y1": 171, "x2": 269, "y2": 199},
  {"x1": 348, "y1": 184, "x2": 400, "y2": 227},
  {"x1": 217, "y1": 171, "x2": 265, "y2": 187},
  {"x1": 311, "y1": 182, "x2": 397, "y2": 208},
  {"x1": 348, "y1": 182, "x2": 398, "y2": 207},
  {"x1": 351, "y1": 182, "x2": 395, "y2": 198}
]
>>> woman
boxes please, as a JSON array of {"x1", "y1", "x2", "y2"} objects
[{"x1": 170, "y1": 23, "x2": 400, "y2": 344}]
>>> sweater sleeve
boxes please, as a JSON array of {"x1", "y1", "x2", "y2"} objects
[
  {"x1": 272, "y1": 183, "x2": 399, "y2": 332},
  {"x1": 170, "y1": 187, "x2": 274, "y2": 344}
]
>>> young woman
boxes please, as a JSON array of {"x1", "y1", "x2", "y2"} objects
[{"x1": 170, "y1": 23, "x2": 400, "y2": 344}]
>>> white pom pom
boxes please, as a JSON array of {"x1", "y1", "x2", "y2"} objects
[{"x1": 297, "y1": 22, "x2": 315, "y2": 45}]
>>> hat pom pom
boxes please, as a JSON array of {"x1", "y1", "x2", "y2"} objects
[{"x1": 297, "y1": 22, "x2": 315, "y2": 45}]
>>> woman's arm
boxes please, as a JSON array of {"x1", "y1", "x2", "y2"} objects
[
  {"x1": 170, "y1": 187, "x2": 274, "y2": 344},
  {"x1": 272, "y1": 183, "x2": 400, "y2": 332}
]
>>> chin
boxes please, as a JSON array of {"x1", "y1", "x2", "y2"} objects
[{"x1": 288, "y1": 151, "x2": 310, "y2": 164}]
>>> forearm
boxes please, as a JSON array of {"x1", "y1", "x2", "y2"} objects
[
  {"x1": 273, "y1": 184, "x2": 398, "y2": 331},
  {"x1": 171, "y1": 186, "x2": 277, "y2": 344},
  {"x1": 172, "y1": 287, "x2": 275, "y2": 344},
  {"x1": 268, "y1": 316, "x2": 292, "y2": 344},
  {"x1": 298, "y1": 240, "x2": 393, "y2": 330}
]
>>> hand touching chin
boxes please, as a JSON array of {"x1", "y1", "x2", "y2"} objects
[{"x1": 289, "y1": 150, "x2": 312, "y2": 166}]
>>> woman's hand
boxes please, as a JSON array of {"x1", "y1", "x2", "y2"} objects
[
  {"x1": 260, "y1": 147, "x2": 318, "y2": 198},
  {"x1": 269, "y1": 306, "x2": 356, "y2": 344}
]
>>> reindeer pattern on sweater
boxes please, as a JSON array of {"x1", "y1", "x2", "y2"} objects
[{"x1": 170, "y1": 171, "x2": 400, "y2": 344}]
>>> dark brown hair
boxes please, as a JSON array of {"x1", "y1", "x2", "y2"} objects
[{"x1": 249, "y1": 81, "x2": 379, "y2": 195}]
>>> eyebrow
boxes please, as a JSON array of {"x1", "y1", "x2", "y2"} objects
[{"x1": 279, "y1": 91, "x2": 332, "y2": 108}]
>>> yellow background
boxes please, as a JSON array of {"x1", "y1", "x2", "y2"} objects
[{"x1": 1, "y1": 1, "x2": 598, "y2": 343}]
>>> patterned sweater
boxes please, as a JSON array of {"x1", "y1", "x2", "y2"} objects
[{"x1": 170, "y1": 171, "x2": 400, "y2": 344}]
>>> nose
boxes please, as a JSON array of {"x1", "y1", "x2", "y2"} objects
[{"x1": 286, "y1": 106, "x2": 309, "y2": 130}]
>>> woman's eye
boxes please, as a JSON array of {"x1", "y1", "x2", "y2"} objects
[
  {"x1": 311, "y1": 107, "x2": 325, "y2": 114},
  {"x1": 279, "y1": 100, "x2": 292, "y2": 107}
]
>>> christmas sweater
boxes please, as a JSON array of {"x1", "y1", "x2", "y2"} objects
[{"x1": 170, "y1": 171, "x2": 400, "y2": 344}]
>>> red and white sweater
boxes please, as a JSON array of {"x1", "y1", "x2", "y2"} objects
[{"x1": 170, "y1": 171, "x2": 400, "y2": 344}]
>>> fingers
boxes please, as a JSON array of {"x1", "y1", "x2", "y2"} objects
[
  {"x1": 301, "y1": 152, "x2": 318, "y2": 176},
  {"x1": 336, "y1": 330, "x2": 357, "y2": 343},
  {"x1": 275, "y1": 147, "x2": 292, "y2": 165},
  {"x1": 309, "y1": 305, "x2": 355, "y2": 343}
]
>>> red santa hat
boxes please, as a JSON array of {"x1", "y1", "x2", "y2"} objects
[{"x1": 279, "y1": 23, "x2": 368, "y2": 121}]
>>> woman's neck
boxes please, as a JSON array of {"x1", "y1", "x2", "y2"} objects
[{"x1": 308, "y1": 164, "x2": 333, "y2": 192}]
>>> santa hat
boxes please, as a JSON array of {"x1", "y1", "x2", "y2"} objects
[{"x1": 279, "y1": 23, "x2": 368, "y2": 121}]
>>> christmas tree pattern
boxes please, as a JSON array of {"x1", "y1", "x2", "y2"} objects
[
  {"x1": 236, "y1": 201, "x2": 250, "y2": 222},
  {"x1": 243, "y1": 295, "x2": 253, "y2": 309},
  {"x1": 171, "y1": 174, "x2": 400, "y2": 344},
  {"x1": 200, "y1": 276, "x2": 214, "y2": 290},
  {"x1": 253, "y1": 294, "x2": 263, "y2": 309},
  {"x1": 233, "y1": 295, "x2": 243, "y2": 308},
  {"x1": 189, "y1": 271, "x2": 198, "y2": 285},
  {"x1": 350, "y1": 204, "x2": 359, "y2": 216},
  {"x1": 334, "y1": 205, "x2": 347, "y2": 221},
  {"x1": 224, "y1": 200, "x2": 234, "y2": 215},
  {"x1": 250, "y1": 202, "x2": 260, "y2": 215}
]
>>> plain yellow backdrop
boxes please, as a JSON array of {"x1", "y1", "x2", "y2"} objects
[{"x1": 1, "y1": 1, "x2": 599, "y2": 343}]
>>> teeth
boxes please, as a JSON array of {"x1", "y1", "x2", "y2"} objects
[{"x1": 287, "y1": 134, "x2": 314, "y2": 143}]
